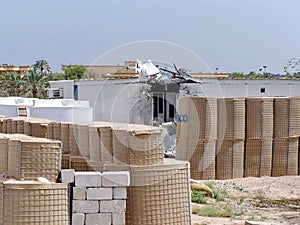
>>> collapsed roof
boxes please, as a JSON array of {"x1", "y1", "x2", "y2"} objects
[{"x1": 136, "y1": 59, "x2": 201, "y2": 84}]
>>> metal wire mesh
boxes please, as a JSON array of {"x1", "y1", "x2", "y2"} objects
[
  {"x1": 70, "y1": 156, "x2": 90, "y2": 171},
  {"x1": 188, "y1": 140, "x2": 216, "y2": 180},
  {"x1": 0, "y1": 134, "x2": 9, "y2": 174},
  {"x1": 88, "y1": 125, "x2": 101, "y2": 161},
  {"x1": 126, "y1": 160, "x2": 191, "y2": 225},
  {"x1": 272, "y1": 137, "x2": 299, "y2": 176},
  {"x1": 3, "y1": 119, "x2": 12, "y2": 134},
  {"x1": 69, "y1": 123, "x2": 80, "y2": 156},
  {"x1": 100, "y1": 126, "x2": 113, "y2": 163},
  {"x1": 274, "y1": 97, "x2": 300, "y2": 138},
  {"x1": 61, "y1": 154, "x2": 70, "y2": 170},
  {"x1": 112, "y1": 125, "x2": 163, "y2": 166},
  {"x1": 31, "y1": 123, "x2": 48, "y2": 138},
  {"x1": 217, "y1": 98, "x2": 245, "y2": 140},
  {"x1": 77, "y1": 123, "x2": 90, "y2": 158},
  {"x1": 0, "y1": 181, "x2": 69, "y2": 225},
  {"x1": 8, "y1": 138, "x2": 62, "y2": 182},
  {"x1": 47, "y1": 122, "x2": 54, "y2": 139},
  {"x1": 53, "y1": 122, "x2": 61, "y2": 141},
  {"x1": 16, "y1": 120, "x2": 24, "y2": 134},
  {"x1": 289, "y1": 97, "x2": 300, "y2": 137},
  {"x1": 246, "y1": 97, "x2": 274, "y2": 140},
  {"x1": 216, "y1": 140, "x2": 244, "y2": 179},
  {"x1": 244, "y1": 139, "x2": 273, "y2": 177},
  {"x1": 61, "y1": 123, "x2": 70, "y2": 154}
]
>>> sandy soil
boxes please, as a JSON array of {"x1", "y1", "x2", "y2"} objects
[{"x1": 191, "y1": 176, "x2": 300, "y2": 225}]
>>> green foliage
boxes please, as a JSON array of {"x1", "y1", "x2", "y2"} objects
[
  {"x1": 0, "y1": 72, "x2": 25, "y2": 97},
  {"x1": 228, "y1": 69, "x2": 300, "y2": 80},
  {"x1": 284, "y1": 58, "x2": 300, "y2": 75},
  {"x1": 48, "y1": 73, "x2": 65, "y2": 81},
  {"x1": 192, "y1": 204, "x2": 237, "y2": 218},
  {"x1": 229, "y1": 72, "x2": 245, "y2": 79},
  {"x1": 22, "y1": 70, "x2": 49, "y2": 98},
  {"x1": 203, "y1": 181, "x2": 215, "y2": 189},
  {"x1": 254, "y1": 194, "x2": 265, "y2": 202},
  {"x1": 33, "y1": 59, "x2": 51, "y2": 74},
  {"x1": 191, "y1": 190, "x2": 207, "y2": 204},
  {"x1": 204, "y1": 181, "x2": 228, "y2": 201},
  {"x1": 62, "y1": 65, "x2": 86, "y2": 80},
  {"x1": 0, "y1": 69, "x2": 49, "y2": 99},
  {"x1": 233, "y1": 185, "x2": 244, "y2": 192}
]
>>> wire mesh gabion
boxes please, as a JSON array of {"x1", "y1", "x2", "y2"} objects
[
  {"x1": 125, "y1": 160, "x2": 191, "y2": 225},
  {"x1": 0, "y1": 181, "x2": 69, "y2": 225},
  {"x1": 8, "y1": 137, "x2": 62, "y2": 182}
]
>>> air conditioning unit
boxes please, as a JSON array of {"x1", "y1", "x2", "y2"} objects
[
  {"x1": 17, "y1": 107, "x2": 30, "y2": 117},
  {"x1": 47, "y1": 88, "x2": 63, "y2": 99}
]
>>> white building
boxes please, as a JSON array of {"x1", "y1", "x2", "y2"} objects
[
  {"x1": 0, "y1": 97, "x2": 93, "y2": 122},
  {"x1": 49, "y1": 78, "x2": 300, "y2": 125}
]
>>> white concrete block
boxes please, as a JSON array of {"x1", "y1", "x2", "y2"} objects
[
  {"x1": 113, "y1": 188, "x2": 127, "y2": 199},
  {"x1": 112, "y1": 212, "x2": 125, "y2": 225},
  {"x1": 73, "y1": 200, "x2": 99, "y2": 213},
  {"x1": 100, "y1": 200, "x2": 126, "y2": 213},
  {"x1": 72, "y1": 213, "x2": 85, "y2": 225},
  {"x1": 87, "y1": 188, "x2": 112, "y2": 200},
  {"x1": 75, "y1": 172, "x2": 101, "y2": 187},
  {"x1": 86, "y1": 213, "x2": 111, "y2": 225},
  {"x1": 61, "y1": 169, "x2": 75, "y2": 183},
  {"x1": 73, "y1": 187, "x2": 86, "y2": 200},
  {"x1": 102, "y1": 171, "x2": 130, "y2": 187}
]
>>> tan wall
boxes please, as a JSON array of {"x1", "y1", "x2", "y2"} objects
[
  {"x1": 0, "y1": 65, "x2": 32, "y2": 76},
  {"x1": 84, "y1": 64, "x2": 138, "y2": 79}
]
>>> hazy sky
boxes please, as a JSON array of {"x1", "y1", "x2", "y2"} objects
[{"x1": 1, "y1": 0, "x2": 299, "y2": 74}]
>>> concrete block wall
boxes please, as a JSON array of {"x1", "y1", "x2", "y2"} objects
[{"x1": 61, "y1": 169, "x2": 130, "y2": 225}]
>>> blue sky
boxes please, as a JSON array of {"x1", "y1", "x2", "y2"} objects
[{"x1": 0, "y1": 0, "x2": 299, "y2": 74}]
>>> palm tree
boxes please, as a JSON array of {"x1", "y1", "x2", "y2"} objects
[
  {"x1": 22, "y1": 70, "x2": 49, "y2": 98},
  {"x1": 33, "y1": 59, "x2": 51, "y2": 74},
  {"x1": 0, "y1": 72, "x2": 24, "y2": 96}
]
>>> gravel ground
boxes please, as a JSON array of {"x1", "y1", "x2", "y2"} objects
[{"x1": 192, "y1": 176, "x2": 300, "y2": 225}]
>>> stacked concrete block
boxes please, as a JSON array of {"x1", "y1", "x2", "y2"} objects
[{"x1": 61, "y1": 169, "x2": 130, "y2": 225}]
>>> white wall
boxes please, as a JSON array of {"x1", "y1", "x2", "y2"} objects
[
  {"x1": 30, "y1": 107, "x2": 74, "y2": 122},
  {"x1": 74, "y1": 80, "x2": 152, "y2": 124},
  {"x1": 0, "y1": 97, "x2": 92, "y2": 122},
  {"x1": 49, "y1": 80, "x2": 74, "y2": 99},
  {"x1": 72, "y1": 107, "x2": 93, "y2": 122},
  {"x1": 183, "y1": 79, "x2": 300, "y2": 98}
]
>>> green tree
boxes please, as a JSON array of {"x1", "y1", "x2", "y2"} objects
[
  {"x1": 61, "y1": 65, "x2": 86, "y2": 80},
  {"x1": 48, "y1": 73, "x2": 65, "y2": 81},
  {"x1": 0, "y1": 72, "x2": 24, "y2": 96},
  {"x1": 33, "y1": 59, "x2": 51, "y2": 74},
  {"x1": 229, "y1": 72, "x2": 245, "y2": 79},
  {"x1": 22, "y1": 70, "x2": 49, "y2": 98},
  {"x1": 284, "y1": 58, "x2": 300, "y2": 76}
]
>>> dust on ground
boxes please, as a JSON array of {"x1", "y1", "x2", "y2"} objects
[{"x1": 192, "y1": 176, "x2": 300, "y2": 225}]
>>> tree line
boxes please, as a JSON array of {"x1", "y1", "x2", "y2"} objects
[
  {"x1": 1, "y1": 58, "x2": 300, "y2": 99},
  {"x1": 0, "y1": 60, "x2": 86, "y2": 98},
  {"x1": 229, "y1": 58, "x2": 300, "y2": 79}
]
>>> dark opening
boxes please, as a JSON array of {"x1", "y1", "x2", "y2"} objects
[
  {"x1": 260, "y1": 87, "x2": 266, "y2": 93},
  {"x1": 153, "y1": 96, "x2": 158, "y2": 118},
  {"x1": 74, "y1": 84, "x2": 78, "y2": 100},
  {"x1": 159, "y1": 97, "x2": 164, "y2": 114},
  {"x1": 169, "y1": 104, "x2": 175, "y2": 118}
]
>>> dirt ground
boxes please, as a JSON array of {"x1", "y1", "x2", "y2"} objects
[{"x1": 191, "y1": 176, "x2": 300, "y2": 225}]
